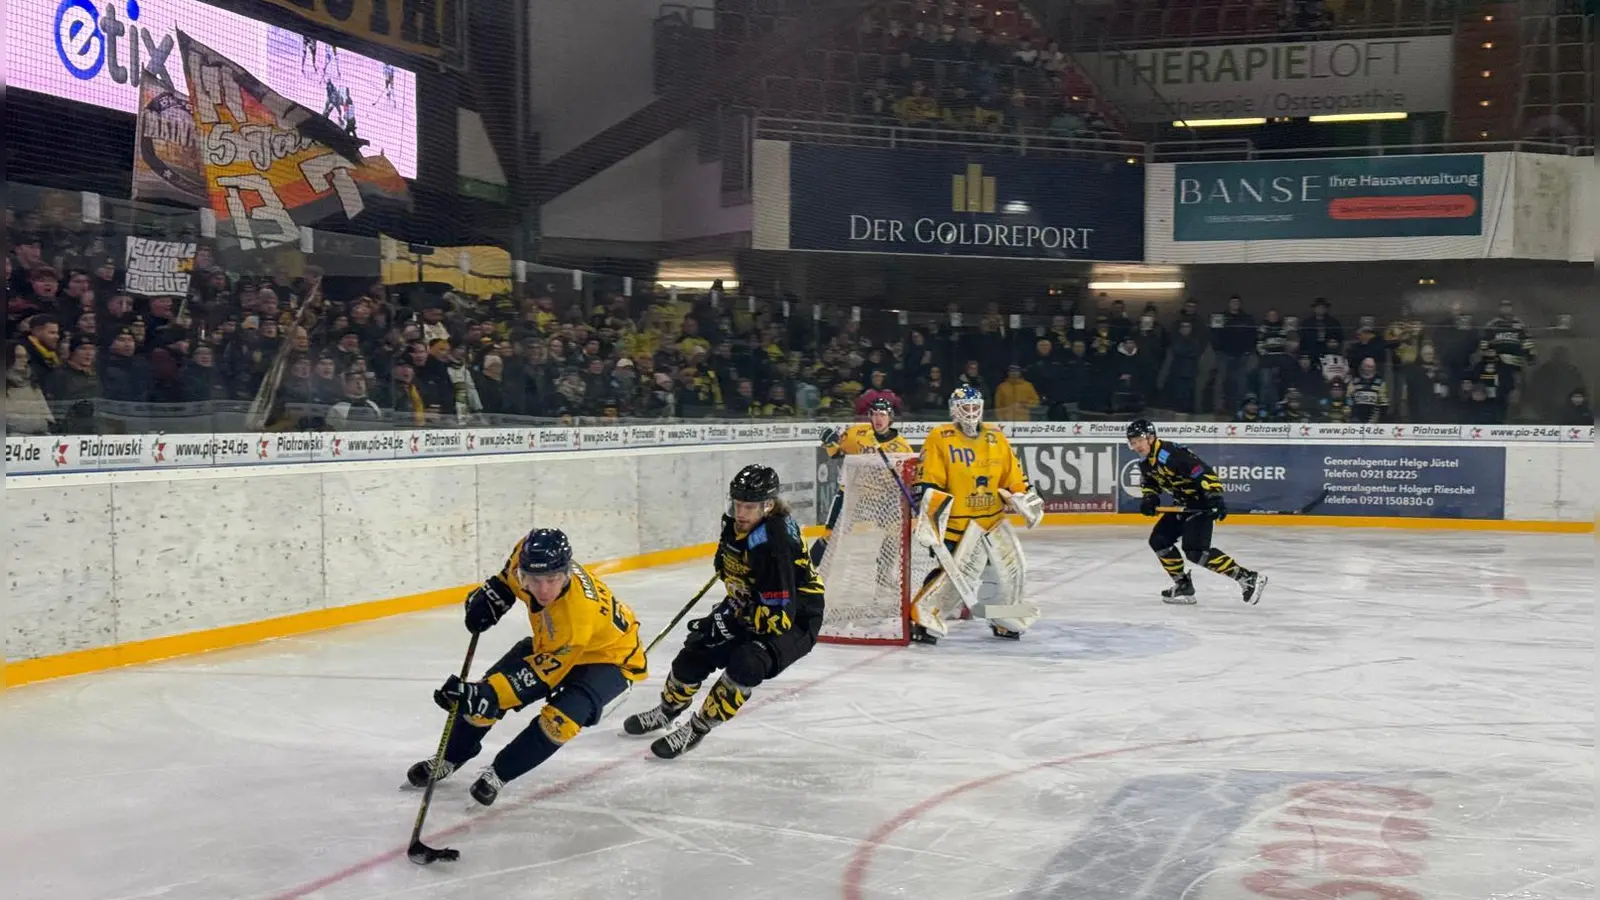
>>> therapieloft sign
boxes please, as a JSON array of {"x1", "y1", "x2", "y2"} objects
[{"x1": 1076, "y1": 36, "x2": 1454, "y2": 123}]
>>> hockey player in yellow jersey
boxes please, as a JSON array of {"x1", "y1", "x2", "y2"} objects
[
  {"x1": 407, "y1": 529, "x2": 646, "y2": 806},
  {"x1": 910, "y1": 385, "x2": 1045, "y2": 644},
  {"x1": 811, "y1": 397, "x2": 916, "y2": 565}
]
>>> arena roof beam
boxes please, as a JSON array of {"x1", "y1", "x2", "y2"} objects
[{"x1": 529, "y1": 0, "x2": 880, "y2": 206}]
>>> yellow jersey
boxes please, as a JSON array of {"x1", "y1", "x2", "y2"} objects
[
  {"x1": 822, "y1": 423, "x2": 915, "y2": 458},
  {"x1": 917, "y1": 423, "x2": 1029, "y2": 542},
  {"x1": 493, "y1": 549, "x2": 648, "y2": 688}
]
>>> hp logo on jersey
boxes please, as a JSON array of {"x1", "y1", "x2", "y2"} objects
[
  {"x1": 1119, "y1": 459, "x2": 1144, "y2": 499},
  {"x1": 949, "y1": 446, "x2": 976, "y2": 465}
]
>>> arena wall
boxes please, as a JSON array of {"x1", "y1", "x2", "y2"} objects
[{"x1": 4, "y1": 425, "x2": 1591, "y2": 687}]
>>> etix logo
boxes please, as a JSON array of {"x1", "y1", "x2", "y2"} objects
[{"x1": 55, "y1": 0, "x2": 176, "y2": 89}]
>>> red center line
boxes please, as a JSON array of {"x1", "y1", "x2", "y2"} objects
[{"x1": 267, "y1": 645, "x2": 899, "y2": 900}]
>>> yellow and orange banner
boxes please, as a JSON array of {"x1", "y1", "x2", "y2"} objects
[{"x1": 176, "y1": 29, "x2": 410, "y2": 249}]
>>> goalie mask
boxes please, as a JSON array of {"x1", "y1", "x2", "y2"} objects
[{"x1": 949, "y1": 385, "x2": 984, "y2": 437}]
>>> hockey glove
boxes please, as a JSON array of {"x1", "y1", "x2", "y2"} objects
[
  {"x1": 1001, "y1": 486, "x2": 1045, "y2": 528},
  {"x1": 434, "y1": 675, "x2": 503, "y2": 722},
  {"x1": 1205, "y1": 494, "x2": 1228, "y2": 522},
  {"x1": 1140, "y1": 495, "x2": 1159, "y2": 517},
  {"x1": 819, "y1": 426, "x2": 842, "y2": 450},
  {"x1": 464, "y1": 576, "x2": 517, "y2": 634},
  {"x1": 688, "y1": 603, "x2": 746, "y2": 648}
]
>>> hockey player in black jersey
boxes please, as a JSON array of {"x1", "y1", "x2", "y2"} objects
[
  {"x1": 1126, "y1": 419, "x2": 1268, "y2": 606},
  {"x1": 623, "y1": 464, "x2": 826, "y2": 759}
]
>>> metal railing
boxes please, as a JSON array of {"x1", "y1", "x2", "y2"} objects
[
  {"x1": 752, "y1": 116, "x2": 1595, "y2": 162},
  {"x1": 752, "y1": 116, "x2": 1146, "y2": 160}
]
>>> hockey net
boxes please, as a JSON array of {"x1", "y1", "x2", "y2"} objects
[{"x1": 817, "y1": 453, "x2": 933, "y2": 646}]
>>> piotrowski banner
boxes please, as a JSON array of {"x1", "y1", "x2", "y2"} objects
[
  {"x1": 1172, "y1": 154, "x2": 1485, "y2": 241},
  {"x1": 1076, "y1": 36, "x2": 1454, "y2": 123}
]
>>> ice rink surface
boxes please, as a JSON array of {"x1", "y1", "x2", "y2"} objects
[{"x1": 2, "y1": 526, "x2": 1593, "y2": 900}]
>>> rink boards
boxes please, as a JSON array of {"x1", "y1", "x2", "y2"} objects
[{"x1": 4, "y1": 422, "x2": 1593, "y2": 687}]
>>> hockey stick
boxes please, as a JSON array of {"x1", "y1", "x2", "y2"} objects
[
  {"x1": 408, "y1": 632, "x2": 480, "y2": 865},
  {"x1": 1156, "y1": 488, "x2": 1330, "y2": 517},
  {"x1": 873, "y1": 448, "x2": 984, "y2": 612},
  {"x1": 645, "y1": 574, "x2": 720, "y2": 655},
  {"x1": 599, "y1": 574, "x2": 720, "y2": 726}
]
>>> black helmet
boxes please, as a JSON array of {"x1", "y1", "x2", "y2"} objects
[
  {"x1": 867, "y1": 397, "x2": 894, "y2": 416},
  {"x1": 729, "y1": 464, "x2": 781, "y2": 502},
  {"x1": 1126, "y1": 418, "x2": 1157, "y2": 441},
  {"x1": 518, "y1": 528, "x2": 572, "y2": 575}
]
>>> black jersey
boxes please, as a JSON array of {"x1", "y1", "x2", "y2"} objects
[
  {"x1": 1481, "y1": 316, "x2": 1534, "y2": 369},
  {"x1": 714, "y1": 513, "x2": 825, "y2": 637},
  {"x1": 1138, "y1": 439, "x2": 1224, "y2": 508},
  {"x1": 1348, "y1": 375, "x2": 1389, "y2": 423}
]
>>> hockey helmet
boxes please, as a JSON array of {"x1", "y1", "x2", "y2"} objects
[
  {"x1": 1125, "y1": 418, "x2": 1157, "y2": 442},
  {"x1": 948, "y1": 385, "x2": 984, "y2": 435},
  {"x1": 519, "y1": 528, "x2": 573, "y2": 575},
  {"x1": 867, "y1": 397, "x2": 895, "y2": 416},
  {"x1": 729, "y1": 464, "x2": 781, "y2": 502}
]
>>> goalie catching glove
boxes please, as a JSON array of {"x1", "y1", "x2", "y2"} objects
[{"x1": 1000, "y1": 485, "x2": 1045, "y2": 529}]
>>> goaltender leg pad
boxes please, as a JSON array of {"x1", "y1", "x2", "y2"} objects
[
  {"x1": 971, "y1": 520, "x2": 1040, "y2": 634},
  {"x1": 912, "y1": 528, "x2": 987, "y2": 634}
]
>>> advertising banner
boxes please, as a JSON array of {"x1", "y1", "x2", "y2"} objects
[
  {"x1": 1115, "y1": 443, "x2": 1507, "y2": 519},
  {"x1": 786, "y1": 145, "x2": 1144, "y2": 261},
  {"x1": 8, "y1": 0, "x2": 417, "y2": 177},
  {"x1": 1076, "y1": 36, "x2": 1455, "y2": 123},
  {"x1": 1173, "y1": 154, "x2": 1484, "y2": 242}
]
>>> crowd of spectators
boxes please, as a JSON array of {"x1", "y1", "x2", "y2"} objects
[
  {"x1": 7, "y1": 211, "x2": 1590, "y2": 437},
  {"x1": 850, "y1": 13, "x2": 1120, "y2": 139}
]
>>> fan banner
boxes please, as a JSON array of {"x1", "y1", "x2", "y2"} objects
[
  {"x1": 176, "y1": 30, "x2": 410, "y2": 250},
  {"x1": 123, "y1": 238, "x2": 199, "y2": 297},
  {"x1": 131, "y1": 70, "x2": 208, "y2": 207}
]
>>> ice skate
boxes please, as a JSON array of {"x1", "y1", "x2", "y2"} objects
[
  {"x1": 469, "y1": 766, "x2": 504, "y2": 806},
  {"x1": 404, "y1": 758, "x2": 455, "y2": 789},
  {"x1": 1237, "y1": 569, "x2": 1268, "y2": 605},
  {"x1": 1161, "y1": 574, "x2": 1197, "y2": 605},
  {"x1": 650, "y1": 715, "x2": 710, "y2": 759},
  {"x1": 622, "y1": 703, "x2": 682, "y2": 736}
]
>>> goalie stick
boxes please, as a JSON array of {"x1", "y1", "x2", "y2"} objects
[
  {"x1": 408, "y1": 632, "x2": 480, "y2": 865},
  {"x1": 872, "y1": 447, "x2": 986, "y2": 614}
]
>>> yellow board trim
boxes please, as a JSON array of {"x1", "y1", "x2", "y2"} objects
[
  {"x1": 4, "y1": 517, "x2": 1584, "y2": 688},
  {"x1": 3, "y1": 526, "x2": 829, "y2": 690}
]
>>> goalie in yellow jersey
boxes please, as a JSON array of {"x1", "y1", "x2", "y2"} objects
[
  {"x1": 910, "y1": 385, "x2": 1045, "y2": 644},
  {"x1": 406, "y1": 528, "x2": 647, "y2": 806},
  {"x1": 810, "y1": 397, "x2": 916, "y2": 566}
]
